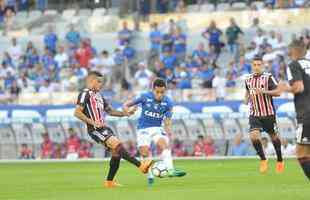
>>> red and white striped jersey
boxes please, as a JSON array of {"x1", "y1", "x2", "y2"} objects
[
  {"x1": 245, "y1": 72, "x2": 278, "y2": 117},
  {"x1": 76, "y1": 88, "x2": 112, "y2": 132}
]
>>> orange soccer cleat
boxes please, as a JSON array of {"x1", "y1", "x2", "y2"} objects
[
  {"x1": 276, "y1": 161, "x2": 285, "y2": 174},
  {"x1": 259, "y1": 160, "x2": 268, "y2": 174},
  {"x1": 104, "y1": 180, "x2": 122, "y2": 188},
  {"x1": 139, "y1": 160, "x2": 154, "y2": 174}
]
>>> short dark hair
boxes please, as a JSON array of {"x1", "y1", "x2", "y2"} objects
[
  {"x1": 153, "y1": 78, "x2": 166, "y2": 88},
  {"x1": 87, "y1": 71, "x2": 103, "y2": 78},
  {"x1": 289, "y1": 39, "x2": 305, "y2": 50},
  {"x1": 252, "y1": 55, "x2": 262, "y2": 61}
]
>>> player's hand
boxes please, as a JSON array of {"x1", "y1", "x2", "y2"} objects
[
  {"x1": 93, "y1": 120, "x2": 105, "y2": 128},
  {"x1": 123, "y1": 106, "x2": 137, "y2": 116},
  {"x1": 278, "y1": 81, "x2": 290, "y2": 92}
]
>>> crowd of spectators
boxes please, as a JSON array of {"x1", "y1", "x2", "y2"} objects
[
  {"x1": 1, "y1": 14, "x2": 310, "y2": 103},
  {"x1": 19, "y1": 128, "x2": 94, "y2": 160}
]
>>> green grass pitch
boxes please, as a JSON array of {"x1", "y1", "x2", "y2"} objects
[{"x1": 0, "y1": 159, "x2": 309, "y2": 200}]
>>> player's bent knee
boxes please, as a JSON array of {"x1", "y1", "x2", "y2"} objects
[
  {"x1": 106, "y1": 136, "x2": 121, "y2": 150},
  {"x1": 157, "y1": 138, "x2": 168, "y2": 150},
  {"x1": 250, "y1": 130, "x2": 260, "y2": 140}
]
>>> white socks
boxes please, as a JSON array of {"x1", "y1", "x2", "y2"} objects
[{"x1": 161, "y1": 149, "x2": 174, "y2": 170}]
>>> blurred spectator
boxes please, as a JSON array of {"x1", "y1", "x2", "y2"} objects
[
  {"x1": 78, "y1": 140, "x2": 92, "y2": 158},
  {"x1": 281, "y1": 138, "x2": 296, "y2": 156},
  {"x1": 202, "y1": 20, "x2": 223, "y2": 62},
  {"x1": 193, "y1": 135, "x2": 204, "y2": 156},
  {"x1": 18, "y1": 0, "x2": 29, "y2": 11},
  {"x1": 157, "y1": 0, "x2": 169, "y2": 13},
  {"x1": 3, "y1": 7, "x2": 15, "y2": 35},
  {"x1": 176, "y1": 71, "x2": 191, "y2": 89},
  {"x1": 66, "y1": 24, "x2": 81, "y2": 47},
  {"x1": 261, "y1": 137, "x2": 275, "y2": 156},
  {"x1": 37, "y1": 0, "x2": 47, "y2": 11},
  {"x1": 52, "y1": 143, "x2": 66, "y2": 159},
  {"x1": 40, "y1": 132, "x2": 53, "y2": 159},
  {"x1": 65, "y1": 128, "x2": 80, "y2": 160},
  {"x1": 149, "y1": 22, "x2": 162, "y2": 58},
  {"x1": 134, "y1": 61, "x2": 154, "y2": 90},
  {"x1": 8, "y1": 37, "x2": 22, "y2": 66},
  {"x1": 192, "y1": 42, "x2": 208, "y2": 63},
  {"x1": 75, "y1": 40, "x2": 92, "y2": 68},
  {"x1": 54, "y1": 46, "x2": 68, "y2": 68},
  {"x1": 204, "y1": 136, "x2": 215, "y2": 156},
  {"x1": 139, "y1": 0, "x2": 151, "y2": 20},
  {"x1": 118, "y1": 21, "x2": 133, "y2": 46},
  {"x1": 44, "y1": 25, "x2": 58, "y2": 54},
  {"x1": 253, "y1": 28, "x2": 266, "y2": 47},
  {"x1": 231, "y1": 134, "x2": 249, "y2": 156},
  {"x1": 225, "y1": 18, "x2": 243, "y2": 56},
  {"x1": 122, "y1": 41, "x2": 136, "y2": 61},
  {"x1": 172, "y1": 139, "x2": 187, "y2": 157},
  {"x1": 212, "y1": 70, "x2": 226, "y2": 101},
  {"x1": 19, "y1": 143, "x2": 34, "y2": 159},
  {"x1": 160, "y1": 50, "x2": 178, "y2": 70},
  {"x1": 164, "y1": 68, "x2": 175, "y2": 84},
  {"x1": 38, "y1": 79, "x2": 53, "y2": 93},
  {"x1": 173, "y1": 26, "x2": 187, "y2": 61},
  {"x1": 198, "y1": 62, "x2": 214, "y2": 88},
  {"x1": 175, "y1": 0, "x2": 186, "y2": 13},
  {"x1": 9, "y1": 79, "x2": 20, "y2": 100}
]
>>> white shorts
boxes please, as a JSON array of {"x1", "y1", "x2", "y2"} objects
[{"x1": 137, "y1": 127, "x2": 169, "y2": 147}]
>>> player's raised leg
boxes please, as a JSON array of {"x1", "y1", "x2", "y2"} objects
[{"x1": 250, "y1": 129, "x2": 268, "y2": 173}]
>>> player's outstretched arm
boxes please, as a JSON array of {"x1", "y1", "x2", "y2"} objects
[
  {"x1": 255, "y1": 82, "x2": 287, "y2": 97},
  {"x1": 106, "y1": 107, "x2": 137, "y2": 117},
  {"x1": 284, "y1": 81, "x2": 304, "y2": 94}
]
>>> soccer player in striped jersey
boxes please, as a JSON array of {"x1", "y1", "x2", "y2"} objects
[
  {"x1": 74, "y1": 71, "x2": 153, "y2": 188},
  {"x1": 285, "y1": 40, "x2": 310, "y2": 180},
  {"x1": 123, "y1": 78, "x2": 186, "y2": 186},
  {"x1": 244, "y1": 56, "x2": 286, "y2": 174}
]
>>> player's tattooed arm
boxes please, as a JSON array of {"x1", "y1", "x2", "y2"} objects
[
  {"x1": 74, "y1": 105, "x2": 103, "y2": 128},
  {"x1": 284, "y1": 81, "x2": 304, "y2": 94}
]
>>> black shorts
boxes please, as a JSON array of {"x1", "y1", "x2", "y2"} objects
[
  {"x1": 89, "y1": 127, "x2": 115, "y2": 145},
  {"x1": 249, "y1": 115, "x2": 278, "y2": 134},
  {"x1": 296, "y1": 123, "x2": 310, "y2": 145}
]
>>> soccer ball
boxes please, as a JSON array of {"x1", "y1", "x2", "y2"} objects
[{"x1": 151, "y1": 161, "x2": 169, "y2": 178}]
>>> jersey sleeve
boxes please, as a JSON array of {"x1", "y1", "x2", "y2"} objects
[
  {"x1": 128, "y1": 94, "x2": 146, "y2": 106},
  {"x1": 268, "y1": 75, "x2": 278, "y2": 90},
  {"x1": 287, "y1": 61, "x2": 303, "y2": 85},
  {"x1": 76, "y1": 91, "x2": 89, "y2": 108},
  {"x1": 164, "y1": 99, "x2": 173, "y2": 119}
]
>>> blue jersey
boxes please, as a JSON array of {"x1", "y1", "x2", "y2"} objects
[{"x1": 130, "y1": 92, "x2": 173, "y2": 129}]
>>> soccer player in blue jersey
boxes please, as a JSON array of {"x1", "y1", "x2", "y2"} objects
[{"x1": 123, "y1": 78, "x2": 186, "y2": 185}]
